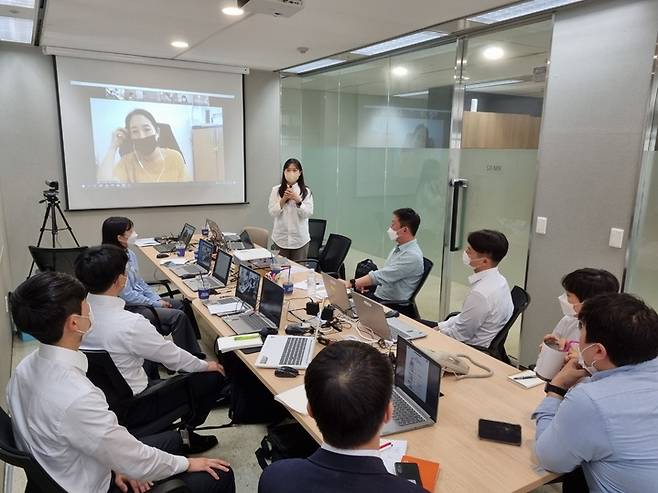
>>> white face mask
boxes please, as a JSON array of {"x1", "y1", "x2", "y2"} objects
[
  {"x1": 127, "y1": 231, "x2": 138, "y2": 245},
  {"x1": 284, "y1": 171, "x2": 300, "y2": 184},
  {"x1": 578, "y1": 343, "x2": 599, "y2": 375},
  {"x1": 558, "y1": 293, "x2": 577, "y2": 317},
  {"x1": 462, "y1": 250, "x2": 472, "y2": 267},
  {"x1": 75, "y1": 305, "x2": 95, "y2": 338},
  {"x1": 386, "y1": 227, "x2": 398, "y2": 241}
]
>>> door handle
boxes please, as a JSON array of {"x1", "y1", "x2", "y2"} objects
[{"x1": 449, "y1": 178, "x2": 469, "y2": 252}]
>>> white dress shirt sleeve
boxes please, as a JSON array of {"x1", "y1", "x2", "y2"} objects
[
  {"x1": 438, "y1": 291, "x2": 489, "y2": 342},
  {"x1": 296, "y1": 189, "x2": 313, "y2": 219},
  {"x1": 268, "y1": 187, "x2": 283, "y2": 217},
  {"x1": 61, "y1": 392, "x2": 188, "y2": 481}
]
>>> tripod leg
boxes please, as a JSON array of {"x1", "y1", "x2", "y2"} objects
[
  {"x1": 55, "y1": 203, "x2": 80, "y2": 247},
  {"x1": 28, "y1": 204, "x2": 54, "y2": 278}
]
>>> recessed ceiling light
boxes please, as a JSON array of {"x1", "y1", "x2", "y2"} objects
[
  {"x1": 483, "y1": 46, "x2": 504, "y2": 60},
  {"x1": 171, "y1": 40, "x2": 189, "y2": 49},
  {"x1": 465, "y1": 79, "x2": 523, "y2": 90},
  {"x1": 468, "y1": 0, "x2": 584, "y2": 24},
  {"x1": 222, "y1": 6, "x2": 244, "y2": 16},
  {"x1": 393, "y1": 90, "x2": 429, "y2": 98},
  {"x1": 285, "y1": 58, "x2": 344, "y2": 74},
  {"x1": 350, "y1": 31, "x2": 446, "y2": 57},
  {"x1": 391, "y1": 66, "x2": 408, "y2": 77}
]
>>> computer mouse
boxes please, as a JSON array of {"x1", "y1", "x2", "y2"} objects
[
  {"x1": 156, "y1": 253, "x2": 169, "y2": 259},
  {"x1": 285, "y1": 324, "x2": 306, "y2": 335},
  {"x1": 384, "y1": 310, "x2": 400, "y2": 318},
  {"x1": 275, "y1": 366, "x2": 299, "y2": 378}
]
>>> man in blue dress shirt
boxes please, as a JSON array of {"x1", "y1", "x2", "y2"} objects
[{"x1": 533, "y1": 292, "x2": 658, "y2": 493}]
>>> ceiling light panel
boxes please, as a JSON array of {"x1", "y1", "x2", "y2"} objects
[
  {"x1": 465, "y1": 79, "x2": 523, "y2": 90},
  {"x1": 285, "y1": 58, "x2": 344, "y2": 74},
  {"x1": 351, "y1": 31, "x2": 446, "y2": 56},
  {"x1": 468, "y1": 0, "x2": 583, "y2": 24},
  {"x1": 0, "y1": 0, "x2": 34, "y2": 7},
  {"x1": 0, "y1": 15, "x2": 32, "y2": 43}
]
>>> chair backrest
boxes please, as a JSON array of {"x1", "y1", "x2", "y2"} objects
[
  {"x1": 28, "y1": 246, "x2": 88, "y2": 276},
  {"x1": 319, "y1": 234, "x2": 351, "y2": 275},
  {"x1": 81, "y1": 349, "x2": 135, "y2": 411},
  {"x1": 411, "y1": 257, "x2": 434, "y2": 302},
  {"x1": 0, "y1": 408, "x2": 67, "y2": 493},
  {"x1": 488, "y1": 285, "x2": 531, "y2": 361},
  {"x1": 244, "y1": 226, "x2": 269, "y2": 249},
  {"x1": 307, "y1": 218, "x2": 327, "y2": 259}
]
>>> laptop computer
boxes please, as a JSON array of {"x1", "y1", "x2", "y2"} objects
[
  {"x1": 322, "y1": 273, "x2": 356, "y2": 318},
  {"x1": 206, "y1": 219, "x2": 253, "y2": 251},
  {"x1": 154, "y1": 223, "x2": 195, "y2": 253},
  {"x1": 224, "y1": 277, "x2": 284, "y2": 335},
  {"x1": 352, "y1": 293, "x2": 426, "y2": 341},
  {"x1": 184, "y1": 248, "x2": 232, "y2": 291},
  {"x1": 381, "y1": 336, "x2": 441, "y2": 436},
  {"x1": 227, "y1": 230, "x2": 254, "y2": 251},
  {"x1": 169, "y1": 238, "x2": 214, "y2": 278},
  {"x1": 203, "y1": 263, "x2": 259, "y2": 315},
  {"x1": 255, "y1": 335, "x2": 316, "y2": 370}
]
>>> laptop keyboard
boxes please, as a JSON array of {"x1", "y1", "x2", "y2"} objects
[
  {"x1": 391, "y1": 389, "x2": 425, "y2": 427},
  {"x1": 242, "y1": 314, "x2": 270, "y2": 331},
  {"x1": 280, "y1": 337, "x2": 308, "y2": 366}
]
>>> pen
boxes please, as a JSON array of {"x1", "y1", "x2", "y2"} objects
[
  {"x1": 379, "y1": 442, "x2": 393, "y2": 450},
  {"x1": 513, "y1": 375, "x2": 537, "y2": 380},
  {"x1": 234, "y1": 334, "x2": 261, "y2": 341}
]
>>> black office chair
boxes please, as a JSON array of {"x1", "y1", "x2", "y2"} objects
[
  {"x1": 380, "y1": 257, "x2": 434, "y2": 320},
  {"x1": 300, "y1": 233, "x2": 351, "y2": 279},
  {"x1": 82, "y1": 349, "x2": 192, "y2": 437},
  {"x1": 28, "y1": 246, "x2": 88, "y2": 276},
  {"x1": 0, "y1": 408, "x2": 189, "y2": 493},
  {"x1": 469, "y1": 285, "x2": 531, "y2": 365},
  {"x1": 307, "y1": 218, "x2": 327, "y2": 260}
]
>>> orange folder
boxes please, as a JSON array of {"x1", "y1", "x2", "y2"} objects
[{"x1": 401, "y1": 455, "x2": 440, "y2": 492}]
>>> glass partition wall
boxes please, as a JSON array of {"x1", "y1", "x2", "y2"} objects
[{"x1": 281, "y1": 20, "x2": 553, "y2": 361}]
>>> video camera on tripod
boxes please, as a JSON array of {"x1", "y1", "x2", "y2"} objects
[{"x1": 40, "y1": 180, "x2": 60, "y2": 203}]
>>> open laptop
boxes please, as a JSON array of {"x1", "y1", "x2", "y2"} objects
[
  {"x1": 207, "y1": 263, "x2": 260, "y2": 309},
  {"x1": 322, "y1": 273, "x2": 356, "y2": 318},
  {"x1": 352, "y1": 293, "x2": 426, "y2": 341},
  {"x1": 184, "y1": 248, "x2": 232, "y2": 291},
  {"x1": 255, "y1": 335, "x2": 316, "y2": 370},
  {"x1": 224, "y1": 277, "x2": 284, "y2": 335},
  {"x1": 381, "y1": 336, "x2": 441, "y2": 436},
  {"x1": 207, "y1": 219, "x2": 253, "y2": 251},
  {"x1": 154, "y1": 223, "x2": 195, "y2": 253},
  {"x1": 169, "y1": 238, "x2": 214, "y2": 278},
  {"x1": 228, "y1": 230, "x2": 254, "y2": 251}
]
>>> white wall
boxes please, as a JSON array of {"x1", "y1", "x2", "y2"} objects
[{"x1": 0, "y1": 45, "x2": 280, "y2": 288}]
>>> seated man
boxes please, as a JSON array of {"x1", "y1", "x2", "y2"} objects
[
  {"x1": 7, "y1": 271, "x2": 234, "y2": 493},
  {"x1": 75, "y1": 245, "x2": 224, "y2": 452},
  {"x1": 346, "y1": 208, "x2": 424, "y2": 303},
  {"x1": 437, "y1": 229, "x2": 513, "y2": 347},
  {"x1": 258, "y1": 340, "x2": 425, "y2": 493},
  {"x1": 533, "y1": 293, "x2": 658, "y2": 492}
]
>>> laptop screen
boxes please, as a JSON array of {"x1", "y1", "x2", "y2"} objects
[
  {"x1": 236, "y1": 265, "x2": 260, "y2": 308},
  {"x1": 259, "y1": 277, "x2": 284, "y2": 325},
  {"x1": 395, "y1": 336, "x2": 441, "y2": 421},
  {"x1": 178, "y1": 223, "x2": 196, "y2": 246},
  {"x1": 196, "y1": 239, "x2": 214, "y2": 271},
  {"x1": 212, "y1": 249, "x2": 232, "y2": 284}
]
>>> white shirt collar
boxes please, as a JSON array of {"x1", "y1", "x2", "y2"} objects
[
  {"x1": 87, "y1": 292, "x2": 126, "y2": 309},
  {"x1": 321, "y1": 443, "x2": 380, "y2": 458},
  {"x1": 38, "y1": 343, "x2": 88, "y2": 373},
  {"x1": 468, "y1": 266, "x2": 499, "y2": 285}
]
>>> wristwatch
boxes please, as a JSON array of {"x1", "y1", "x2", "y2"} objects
[
  {"x1": 349, "y1": 278, "x2": 356, "y2": 289},
  {"x1": 544, "y1": 382, "x2": 567, "y2": 397}
]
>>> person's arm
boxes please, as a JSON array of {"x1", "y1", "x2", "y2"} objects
[
  {"x1": 296, "y1": 189, "x2": 314, "y2": 218},
  {"x1": 437, "y1": 291, "x2": 488, "y2": 342},
  {"x1": 364, "y1": 253, "x2": 422, "y2": 291},
  {"x1": 126, "y1": 250, "x2": 163, "y2": 306},
  {"x1": 268, "y1": 187, "x2": 285, "y2": 217},
  {"x1": 99, "y1": 128, "x2": 126, "y2": 182}
]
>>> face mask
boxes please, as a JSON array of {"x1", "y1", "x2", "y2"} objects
[
  {"x1": 284, "y1": 171, "x2": 300, "y2": 184},
  {"x1": 558, "y1": 293, "x2": 577, "y2": 317},
  {"x1": 127, "y1": 231, "x2": 138, "y2": 245},
  {"x1": 386, "y1": 227, "x2": 398, "y2": 241},
  {"x1": 578, "y1": 343, "x2": 599, "y2": 375},
  {"x1": 462, "y1": 250, "x2": 472, "y2": 267},
  {"x1": 133, "y1": 135, "x2": 157, "y2": 156},
  {"x1": 75, "y1": 305, "x2": 95, "y2": 338}
]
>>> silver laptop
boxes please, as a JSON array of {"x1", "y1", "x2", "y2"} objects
[
  {"x1": 184, "y1": 249, "x2": 232, "y2": 291},
  {"x1": 224, "y1": 277, "x2": 284, "y2": 335},
  {"x1": 169, "y1": 239, "x2": 214, "y2": 278},
  {"x1": 155, "y1": 223, "x2": 195, "y2": 253},
  {"x1": 322, "y1": 273, "x2": 356, "y2": 318},
  {"x1": 382, "y1": 336, "x2": 441, "y2": 436},
  {"x1": 352, "y1": 293, "x2": 426, "y2": 341},
  {"x1": 206, "y1": 264, "x2": 260, "y2": 313},
  {"x1": 255, "y1": 335, "x2": 316, "y2": 370},
  {"x1": 206, "y1": 219, "x2": 252, "y2": 250}
]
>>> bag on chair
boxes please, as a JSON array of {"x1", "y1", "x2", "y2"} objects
[
  {"x1": 255, "y1": 420, "x2": 319, "y2": 470},
  {"x1": 355, "y1": 258, "x2": 378, "y2": 279}
]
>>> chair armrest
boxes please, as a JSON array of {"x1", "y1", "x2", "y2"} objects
[
  {"x1": 379, "y1": 299, "x2": 413, "y2": 308},
  {"x1": 151, "y1": 479, "x2": 190, "y2": 493},
  {"x1": 147, "y1": 280, "x2": 180, "y2": 298},
  {"x1": 444, "y1": 311, "x2": 460, "y2": 321},
  {"x1": 298, "y1": 259, "x2": 319, "y2": 271}
]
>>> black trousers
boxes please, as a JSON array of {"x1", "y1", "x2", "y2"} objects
[
  {"x1": 107, "y1": 430, "x2": 235, "y2": 493},
  {"x1": 116, "y1": 371, "x2": 224, "y2": 432}
]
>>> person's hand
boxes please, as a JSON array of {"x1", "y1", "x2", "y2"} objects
[
  {"x1": 283, "y1": 188, "x2": 294, "y2": 201},
  {"x1": 551, "y1": 353, "x2": 588, "y2": 390},
  {"x1": 289, "y1": 189, "x2": 302, "y2": 204},
  {"x1": 187, "y1": 458, "x2": 231, "y2": 480},
  {"x1": 160, "y1": 300, "x2": 172, "y2": 308},
  {"x1": 111, "y1": 128, "x2": 128, "y2": 149},
  {"x1": 342, "y1": 280, "x2": 351, "y2": 289},
  {"x1": 206, "y1": 361, "x2": 225, "y2": 375},
  {"x1": 114, "y1": 473, "x2": 152, "y2": 493}
]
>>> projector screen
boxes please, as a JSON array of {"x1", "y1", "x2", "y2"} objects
[{"x1": 55, "y1": 56, "x2": 246, "y2": 210}]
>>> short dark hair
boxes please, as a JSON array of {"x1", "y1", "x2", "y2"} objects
[
  {"x1": 467, "y1": 229, "x2": 509, "y2": 263},
  {"x1": 393, "y1": 208, "x2": 421, "y2": 236},
  {"x1": 102, "y1": 216, "x2": 133, "y2": 248},
  {"x1": 579, "y1": 293, "x2": 658, "y2": 367},
  {"x1": 75, "y1": 245, "x2": 128, "y2": 294},
  {"x1": 561, "y1": 268, "x2": 619, "y2": 302},
  {"x1": 10, "y1": 272, "x2": 87, "y2": 345},
  {"x1": 305, "y1": 341, "x2": 393, "y2": 448}
]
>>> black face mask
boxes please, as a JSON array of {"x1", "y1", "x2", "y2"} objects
[{"x1": 133, "y1": 135, "x2": 157, "y2": 156}]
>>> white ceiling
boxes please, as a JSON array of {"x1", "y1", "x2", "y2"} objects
[{"x1": 41, "y1": 0, "x2": 520, "y2": 71}]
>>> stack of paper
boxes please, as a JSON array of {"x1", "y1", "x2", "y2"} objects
[
  {"x1": 207, "y1": 301, "x2": 243, "y2": 316},
  {"x1": 274, "y1": 384, "x2": 308, "y2": 415},
  {"x1": 234, "y1": 248, "x2": 272, "y2": 261},
  {"x1": 135, "y1": 238, "x2": 160, "y2": 247},
  {"x1": 160, "y1": 258, "x2": 188, "y2": 266},
  {"x1": 215, "y1": 333, "x2": 263, "y2": 353},
  {"x1": 380, "y1": 439, "x2": 408, "y2": 474},
  {"x1": 508, "y1": 369, "x2": 544, "y2": 389}
]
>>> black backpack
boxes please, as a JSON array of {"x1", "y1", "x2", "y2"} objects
[
  {"x1": 355, "y1": 258, "x2": 379, "y2": 279},
  {"x1": 255, "y1": 419, "x2": 319, "y2": 470}
]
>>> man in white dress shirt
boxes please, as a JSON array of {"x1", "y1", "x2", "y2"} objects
[
  {"x1": 75, "y1": 245, "x2": 225, "y2": 454},
  {"x1": 437, "y1": 229, "x2": 513, "y2": 348},
  {"x1": 6, "y1": 271, "x2": 234, "y2": 493}
]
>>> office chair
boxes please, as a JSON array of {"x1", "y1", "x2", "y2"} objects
[
  {"x1": 307, "y1": 218, "x2": 327, "y2": 259},
  {"x1": 82, "y1": 349, "x2": 192, "y2": 437},
  {"x1": 244, "y1": 226, "x2": 269, "y2": 249},
  {"x1": 28, "y1": 246, "x2": 88, "y2": 276},
  {"x1": 299, "y1": 233, "x2": 351, "y2": 279},
  {"x1": 0, "y1": 408, "x2": 189, "y2": 493},
  {"x1": 380, "y1": 257, "x2": 434, "y2": 320}
]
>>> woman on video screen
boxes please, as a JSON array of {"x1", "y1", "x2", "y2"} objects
[{"x1": 99, "y1": 109, "x2": 191, "y2": 183}]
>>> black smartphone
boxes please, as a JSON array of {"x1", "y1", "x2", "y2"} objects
[
  {"x1": 478, "y1": 419, "x2": 522, "y2": 446},
  {"x1": 395, "y1": 462, "x2": 422, "y2": 486}
]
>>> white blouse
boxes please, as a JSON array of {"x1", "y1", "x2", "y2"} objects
[{"x1": 268, "y1": 183, "x2": 314, "y2": 249}]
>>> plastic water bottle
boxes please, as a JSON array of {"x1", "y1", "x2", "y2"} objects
[{"x1": 307, "y1": 269, "x2": 316, "y2": 297}]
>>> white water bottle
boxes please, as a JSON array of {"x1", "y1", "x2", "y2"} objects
[{"x1": 307, "y1": 269, "x2": 316, "y2": 297}]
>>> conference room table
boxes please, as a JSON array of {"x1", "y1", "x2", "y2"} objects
[{"x1": 139, "y1": 239, "x2": 557, "y2": 493}]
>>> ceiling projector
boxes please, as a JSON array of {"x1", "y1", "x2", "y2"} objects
[{"x1": 237, "y1": 0, "x2": 304, "y2": 17}]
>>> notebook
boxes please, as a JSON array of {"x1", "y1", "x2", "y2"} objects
[
  {"x1": 401, "y1": 455, "x2": 440, "y2": 492},
  {"x1": 508, "y1": 369, "x2": 544, "y2": 389}
]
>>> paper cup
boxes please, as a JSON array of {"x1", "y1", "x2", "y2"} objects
[{"x1": 535, "y1": 342, "x2": 567, "y2": 381}]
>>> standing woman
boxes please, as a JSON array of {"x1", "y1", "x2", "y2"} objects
[{"x1": 268, "y1": 158, "x2": 314, "y2": 261}]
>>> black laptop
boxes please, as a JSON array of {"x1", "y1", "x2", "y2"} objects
[{"x1": 154, "y1": 223, "x2": 195, "y2": 253}]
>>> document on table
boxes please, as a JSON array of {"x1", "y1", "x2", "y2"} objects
[
  {"x1": 234, "y1": 247, "x2": 272, "y2": 261},
  {"x1": 160, "y1": 258, "x2": 187, "y2": 265},
  {"x1": 380, "y1": 439, "x2": 408, "y2": 474},
  {"x1": 207, "y1": 302, "x2": 243, "y2": 316},
  {"x1": 135, "y1": 238, "x2": 160, "y2": 247},
  {"x1": 274, "y1": 384, "x2": 308, "y2": 415}
]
